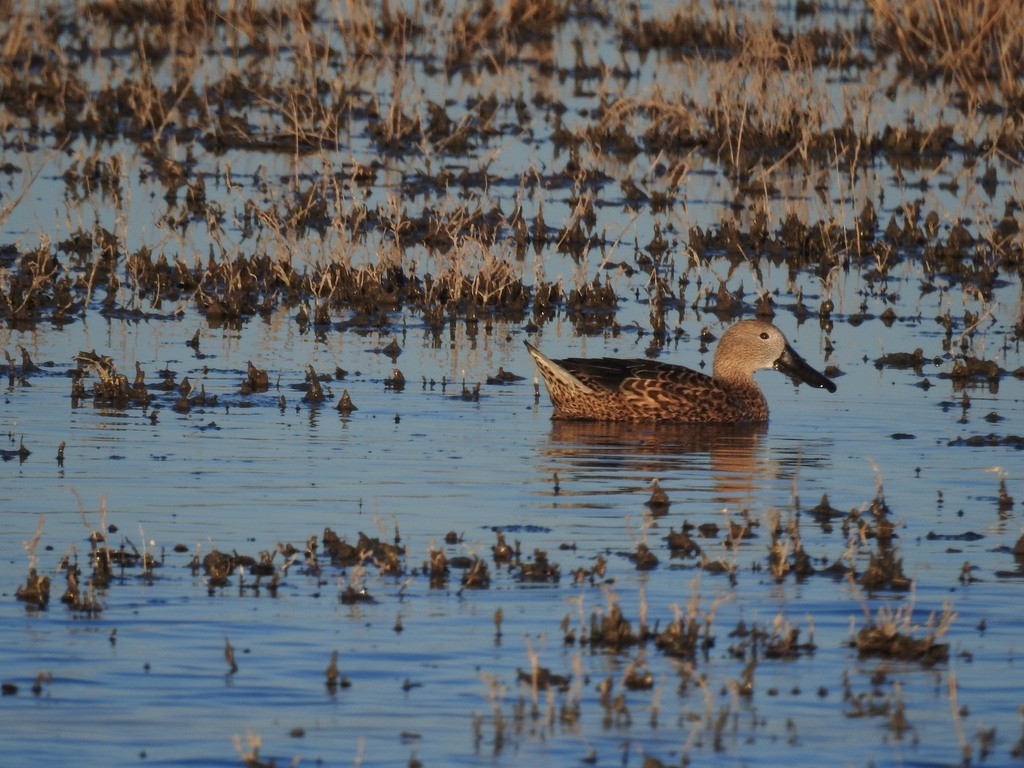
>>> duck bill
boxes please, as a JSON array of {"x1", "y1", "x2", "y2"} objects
[{"x1": 774, "y1": 344, "x2": 837, "y2": 392}]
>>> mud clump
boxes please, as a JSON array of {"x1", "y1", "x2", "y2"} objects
[
  {"x1": 853, "y1": 618, "x2": 950, "y2": 666},
  {"x1": 515, "y1": 549, "x2": 560, "y2": 582},
  {"x1": 74, "y1": 351, "x2": 151, "y2": 407},
  {"x1": 242, "y1": 361, "x2": 270, "y2": 394},
  {"x1": 15, "y1": 569, "x2": 50, "y2": 610}
]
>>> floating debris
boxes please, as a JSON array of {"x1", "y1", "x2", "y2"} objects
[
  {"x1": 242, "y1": 361, "x2": 270, "y2": 394},
  {"x1": 340, "y1": 584, "x2": 375, "y2": 604},
  {"x1": 943, "y1": 356, "x2": 1003, "y2": 383},
  {"x1": 857, "y1": 489, "x2": 910, "y2": 592},
  {"x1": 948, "y1": 434, "x2": 1024, "y2": 448},
  {"x1": 385, "y1": 368, "x2": 406, "y2": 391},
  {"x1": 224, "y1": 638, "x2": 238, "y2": 675},
  {"x1": 460, "y1": 557, "x2": 490, "y2": 589},
  {"x1": 202, "y1": 550, "x2": 234, "y2": 586},
  {"x1": 998, "y1": 476, "x2": 1015, "y2": 516},
  {"x1": 516, "y1": 666, "x2": 570, "y2": 692},
  {"x1": 491, "y1": 530, "x2": 515, "y2": 564},
  {"x1": 15, "y1": 569, "x2": 50, "y2": 609},
  {"x1": 806, "y1": 493, "x2": 844, "y2": 523},
  {"x1": 18, "y1": 344, "x2": 41, "y2": 373},
  {"x1": 666, "y1": 526, "x2": 700, "y2": 558},
  {"x1": 515, "y1": 549, "x2": 559, "y2": 582},
  {"x1": 426, "y1": 547, "x2": 448, "y2": 587},
  {"x1": 460, "y1": 380, "x2": 481, "y2": 401},
  {"x1": 302, "y1": 364, "x2": 325, "y2": 403},
  {"x1": 325, "y1": 650, "x2": 351, "y2": 692},
  {"x1": 627, "y1": 542, "x2": 659, "y2": 570},
  {"x1": 852, "y1": 598, "x2": 953, "y2": 666},
  {"x1": 587, "y1": 599, "x2": 638, "y2": 651},
  {"x1": 874, "y1": 348, "x2": 928, "y2": 371},
  {"x1": 0, "y1": 436, "x2": 31, "y2": 462},
  {"x1": 336, "y1": 389, "x2": 357, "y2": 413},
  {"x1": 644, "y1": 479, "x2": 671, "y2": 515},
  {"x1": 486, "y1": 367, "x2": 525, "y2": 385},
  {"x1": 74, "y1": 352, "x2": 150, "y2": 407}
]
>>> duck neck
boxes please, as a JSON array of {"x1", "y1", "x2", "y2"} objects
[
  {"x1": 713, "y1": 362, "x2": 769, "y2": 421},
  {"x1": 731, "y1": 381, "x2": 768, "y2": 420},
  {"x1": 712, "y1": 355, "x2": 755, "y2": 388}
]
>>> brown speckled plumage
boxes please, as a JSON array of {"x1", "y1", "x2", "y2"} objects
[{"x1": 526, "y1": 319, "x2": 836, "y2": 423}]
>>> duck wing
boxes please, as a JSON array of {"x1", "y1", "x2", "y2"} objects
[
  {"x1": 558, "y1": 357, "x2": 752, "y2": 422},
  {"x1": 556, "y1": 357, "x2": 712, "y2": 392}
]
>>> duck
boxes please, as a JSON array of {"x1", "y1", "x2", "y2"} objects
[{"x1": 525, "y1": 319, "x2": 836, "y2": 423}]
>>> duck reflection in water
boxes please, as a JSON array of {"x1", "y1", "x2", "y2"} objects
[{"x1": 539, "y1": 420, "x2": 771, "y2": 510}]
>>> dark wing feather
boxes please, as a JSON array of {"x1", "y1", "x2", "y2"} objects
[
  {"x1": 556, "y1": 357, "x2": 712, "y2": 392},
  {"x1": 557, "y1": 356, "x2": 751, "y2": 422}
]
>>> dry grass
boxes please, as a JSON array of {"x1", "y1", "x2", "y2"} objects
[
  {"x1": 850, "y1": 579, "x2": 956, "y2": 664},
  {"x1": 0, "y1": 0, "x2": 1018, "y2": 341},
  {"x1": 868, "y1": 0, "x2": 1024, "y2": 105}
]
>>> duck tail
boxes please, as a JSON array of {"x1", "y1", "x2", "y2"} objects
[{"x1": 524, "y1": 340, "x2": 595, "y2": 395}]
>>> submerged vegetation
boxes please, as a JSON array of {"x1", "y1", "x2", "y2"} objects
[
  {"x1": 1, "y1": 0, "x2": 1023, "y2": 766},
  {"x1": 10, "y1": 451, "x2": 1019, "y2": 764},
  {"x1": 9, "y1": 477, "x2": 985, "y2": 763}
]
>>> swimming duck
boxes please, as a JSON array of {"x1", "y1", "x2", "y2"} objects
[{"x1": 525, "y1": 319, "x2": 836, "y2": 423}]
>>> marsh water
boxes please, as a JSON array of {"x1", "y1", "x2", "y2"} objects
[{"x1": 2, "y1": 1, "x2": 1024, "y2": 766}]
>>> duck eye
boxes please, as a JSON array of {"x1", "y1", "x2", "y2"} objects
[{"x1": 759, "y1": 332, "x2": 769, "y2": 340}]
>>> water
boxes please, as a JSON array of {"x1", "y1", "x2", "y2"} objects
[
  {"x1": 2, "y1": 1, "x2": 1024, "y2": 766},
  {"x1": 2, "y1": 304, "x2": 1021, "y2": 766}
]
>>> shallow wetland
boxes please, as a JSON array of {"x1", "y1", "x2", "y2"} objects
[{"x1": 1, "y1": 0, "x2": 1023, "y2": 766}]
